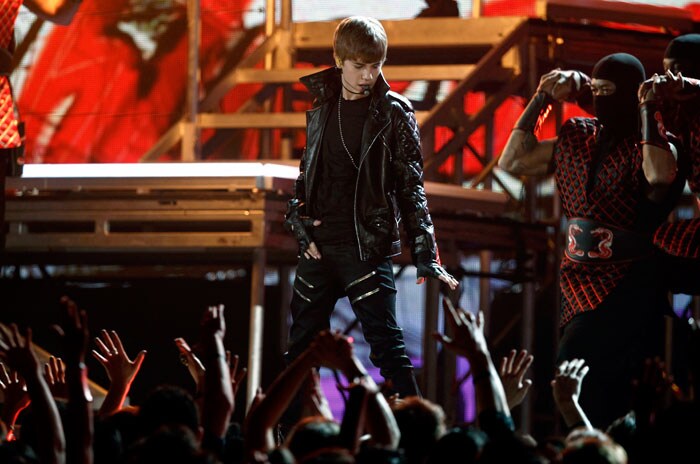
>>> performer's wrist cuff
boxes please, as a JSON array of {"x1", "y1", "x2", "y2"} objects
[{"x1": 514, "y1": 91, "x2": 553, "y2": 134}]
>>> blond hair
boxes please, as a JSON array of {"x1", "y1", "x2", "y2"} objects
[{"x1": 333, "y1": 16, "x2": 387, "y2": 66}]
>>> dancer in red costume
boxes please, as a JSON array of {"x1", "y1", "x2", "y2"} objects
[
  {"x1": 499, "y1": 53, "x2": 685, "y2": 428},
  {"x1": 643, "y1": 34, "x2": 700, "y2": 260}
]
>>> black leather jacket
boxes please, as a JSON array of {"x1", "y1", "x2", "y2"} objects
[{"x1": 286, "y1": 67, "x2": 438, "y2": 264}]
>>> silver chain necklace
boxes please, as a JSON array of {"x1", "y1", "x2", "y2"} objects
[{"x1": 337, "y1": 94, "x2": 359, "y2": 170}]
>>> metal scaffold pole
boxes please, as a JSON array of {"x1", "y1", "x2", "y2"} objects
[{"x1": 183, "y1": 0, "x2": 201, "y2": 161}]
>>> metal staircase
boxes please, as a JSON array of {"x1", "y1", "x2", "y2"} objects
[{"x1": 139, "y1": 6, "x2": 529, "y2": 173}]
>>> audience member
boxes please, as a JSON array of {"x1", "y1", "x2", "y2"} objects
[{"x1": 1, "y1": 288, "x2": 696, "y2": 463}]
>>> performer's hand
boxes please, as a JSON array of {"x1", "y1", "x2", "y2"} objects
[
  {"x1": 638, "y1": 76, "x2": 656, "y2": 104},
  {"x1": 0, "y1": 362, "x2": 31, "y2": 423},
  {"x1": 432, "y1": 299, "x2": 487, "y2": 360},
  {"x1": 92, "y1": 329, "x2": 146, "y2": 391},
  {"x1": 44, "y1": 356, "x2": 68, "y2": 400},
  {"x1": 551, "y1": 358, "x2": 588, "y2": 409},
  {"x1": 640, "y1": 71, "x2": 687, "y2": 103},
  {"x1": 311, "y1": 330, "x2": 356, "y2": 372},
  {"x1": 52, "y1": 296, "x2": 90, "y2": 366},
  {"x1": 537, "y1": 68, "x2": 579, "y2": 102},
  {"x1": 0, "y1": 323, "x2": 42, "y2": 378},
  {"x1": 305, "y1": 240, "x2": 322, "y2": 260},
  {"x1": 499, "y1": 349, "x2": 534, "y2": 409},
  {"x1": 284, "y1": 204, "x2": 321, "y2": 259},
  {"x1": 174, "y1": 337, "x2": 205, "y2": 395},
  {"x1": 416, "y1": 259, "x2": 459, "y2": 290},
  {"x1": 226, "y1": 351, "x2": 247, "y2": 398}
]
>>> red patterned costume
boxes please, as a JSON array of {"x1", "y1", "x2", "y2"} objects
[
  {"x1": 553, "y1": 114, "x2": 683, "y2": 428},
  {"x1": 0, "y1": 0, "x2": 22, "y2": 150},
  {"x1": 687, "y1": 114, "x2": 700, "y2": 195},
  {"x1": 553, "y1": 117, "x2": 685, "y2": 325},
  {"x1": 0, "y1": 0, "x2": 23, "y2": 253},
  {"x1": 549, "y1": 53, "x2": 688, "y2": 429},
  {"x1": 651, "y1": 33, "x2": 700, "y2": 259},
  {"x1": 555, "y1": 119, "x2": 650, "y2": 326},
  {"x1": 651, "y1": 105, "x2": 700, "y2": 260}
]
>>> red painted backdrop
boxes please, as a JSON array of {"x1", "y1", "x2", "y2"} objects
[{"x1": 14, "y1": 0, "x2": 699, "y2": 172}]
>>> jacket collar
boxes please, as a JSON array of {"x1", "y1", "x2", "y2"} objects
[{"x1": 300, "y1": 66, "x2": 391, "y2": 103}]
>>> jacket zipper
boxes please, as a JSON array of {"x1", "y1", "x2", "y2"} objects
[{"x1": 354, "y1": 119, "x2": 391, "y2": 261}]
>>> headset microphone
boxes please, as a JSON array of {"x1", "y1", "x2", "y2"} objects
[{"x1": 342, "y1": 77, "x2": 371, "y2": 96}]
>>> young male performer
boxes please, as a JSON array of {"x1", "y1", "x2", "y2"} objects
[{"x1": 284, "y1": 16, "x2": 458, "y2": 399}]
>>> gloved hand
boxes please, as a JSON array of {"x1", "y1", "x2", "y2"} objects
[
  {"x1": 415, "y1": 251, "x2": 459, "y2": 290},
  {"x1": 537, "y1": 68, "x2": 588, "y2": 102},
  {"x1": 284, "y1": 199, "x2": 320, "y2": 258},
  {"x1": 639, "y1": 70, "x2": 700, "y2": 103}
]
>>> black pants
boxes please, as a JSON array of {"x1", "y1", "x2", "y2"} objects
[
  {"x1": 287, "y1": 243, "x2": 419, "y2": 397},
  {"x1": 557, "y1": 262, "x2": 669, "y2": 429}
]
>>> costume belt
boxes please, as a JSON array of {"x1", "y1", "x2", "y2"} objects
[{"x1": 564, "y1": 217, "x2": 653, "y2": 264}]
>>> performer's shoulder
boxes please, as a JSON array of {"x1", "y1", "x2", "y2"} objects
[{"x1": 387, "y1": 91, "x2": 414, "y2": 112}]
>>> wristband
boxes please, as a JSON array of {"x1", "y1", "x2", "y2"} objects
[
  {"x1": 640, "y1": 100, "x2": 671, "y2": 150},
  {"x1": 514, "y1": 91, "x2": 553, "y2": 135}
]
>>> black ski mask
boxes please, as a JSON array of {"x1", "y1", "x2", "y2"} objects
[
  {"x1": 592, "y1": 53, "x2": 645, "y2": 140},
  {"x1": 664, "y1": 33, "x2": 700, "y2": 78}
]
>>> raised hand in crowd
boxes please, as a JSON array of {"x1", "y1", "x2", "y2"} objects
[
  {"x1": 313, "y1": 330, "x2": 400, "y2": 450},
  {"x1": 44, "y1": 356, "x2": 68, "y2": 400},
  {"x1": 336, "y1": 374, "x2": 404, "y2": 464},
  {"x1": 433, "y1": 298, "x2": 510, "y2": 419},
  {"x1": 0, "y1": 322, "x2": 66, "y2": 464},
  {"x1": 300, "y1": 366, "x2": 334, "y2": 421},
  {"x1": 175, "y1": 336, "x2": 206, "y2": 398},
  {"x1": 433, "y1": 299, "x2": 545, "y2": 463},
  {"x1": 175, "y1": 333, "x2": 246, "y2": 443},
  {"x1": 551, "y1": 358, "x2": 592, "y2": 431},
  {"x1": 244, "y1": 329, "x2": 346, "y2": 455},
  {"x1": 245, "y1": 329, "x2": 399, "y2": 458},
  {"x1": 0, "y1": 361, "x2": 30, "y2": 440},
  {"x1": 499, "y1": 348, "x2": 534, "y2": 410},
  {"x1": 92, "y1": 329, "x2": 146, "y2": 418},
  {"x1": 53, "y1": 296, "x2": 93, "y2": 464},
  {"x1": 226, "y1": 350, "x2": 247, "y2": 403},
  {"x1": 198, "y1": 304, "x2": 234, "y2": 441}
]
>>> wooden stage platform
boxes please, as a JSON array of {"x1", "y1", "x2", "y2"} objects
[{"x1": 3, "y1": 161, "x2": 552, "y2": 409}]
